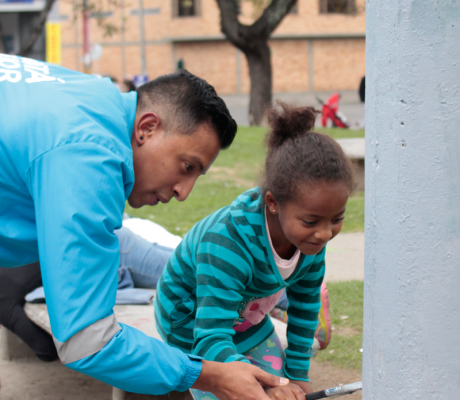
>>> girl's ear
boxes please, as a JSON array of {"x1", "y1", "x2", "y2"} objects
[{"x1": 265, "y1": 191, "x2": 279, "y2": 214}]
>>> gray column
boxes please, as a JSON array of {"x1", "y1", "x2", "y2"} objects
[{"x1": 364, "y1": 1, "x2": 460, "y2": 399}]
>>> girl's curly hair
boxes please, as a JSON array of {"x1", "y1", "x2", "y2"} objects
[{"x1": 261, "y1": 102, "x2": 356, "y2": 203}]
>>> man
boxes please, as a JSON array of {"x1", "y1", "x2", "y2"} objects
[{"x1": 0, "y1": 54, "x2": 287, "y2": 399}]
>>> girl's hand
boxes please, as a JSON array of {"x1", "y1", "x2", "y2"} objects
[
  {"x1": 265, "y1": 383, "x2": 306, "y2": 400},
  {"x1": 192, "y1": 360, "x2": 290, "y2": 400},
  {"x1": 291, "y1": 380, "x2": 313, "y2": 394}
]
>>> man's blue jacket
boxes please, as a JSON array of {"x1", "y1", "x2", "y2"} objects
[{"x1": 0, "y1": 54, "x2": 201, "y2": 394}]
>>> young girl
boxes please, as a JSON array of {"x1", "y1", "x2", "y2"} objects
[{"x1": 154, "y1": 103, "x2": 355, "y2": 399}]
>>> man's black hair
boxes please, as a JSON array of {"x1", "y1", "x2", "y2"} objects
[{"x1": 136, "y1": 69, "x2": 237, "y2": 149}]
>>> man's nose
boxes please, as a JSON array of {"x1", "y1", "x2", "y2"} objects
[{"x1": 173, "y1": 178, "x2": 196, "y2": 202}]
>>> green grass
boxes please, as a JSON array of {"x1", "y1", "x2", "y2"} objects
[
  {"x1": 125, "y1": 126, "x2": 365, "y2": 236},
  {"x1": 316, "y1": 127, "x2": 365, "y2": 139},
  {"x1": 342, "y1": 191, "x2": 364, "y2": 233},
  {"x1": 315, "y1": 280, "x2": 364, "y2": 371}
]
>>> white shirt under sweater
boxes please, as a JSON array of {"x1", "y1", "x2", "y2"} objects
[{"x1": 265, "y1": 208, "x2": 300, "y2": 280}]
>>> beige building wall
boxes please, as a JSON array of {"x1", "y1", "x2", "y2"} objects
[
  {"x1": 58, "y1": 0, "x2": 365, "y2": 94},
  {"x1": 146, "y1": 44, "x2": 174, "y2": 79},
  {"x1": 313, "y1": 38, "x2": 365, "y2": 91},
  {"x1": 175, "y1": 42, "x2": 238, "y2": 94},
  {"x1": 270, "y1": 40, "x2": 310, "y2": 93}
]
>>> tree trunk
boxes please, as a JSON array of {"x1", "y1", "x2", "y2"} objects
[
  {"x1": 243, "y1": 41, "x2": 272, "y2": 126},
  {"x1": 17, "y1": 0, "x2": 56, "y2": 57},
  {"x1": 0, "y1": 19, "x2": 7, "y2": 54},
  {"x1": 215, "y1": 0, "x2": 297, "y2": 126}
]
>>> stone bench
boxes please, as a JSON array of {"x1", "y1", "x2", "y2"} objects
[
  {"x1": 1, "y1": 301, "x2": 293, "y2": 400},
  {"x1": 336, "y1": 138, "x2": 365, "y2": 191}
]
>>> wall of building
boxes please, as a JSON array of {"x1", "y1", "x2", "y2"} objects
[{"x1": 58, "y1": 0, "x2": 365, "y2": 94}]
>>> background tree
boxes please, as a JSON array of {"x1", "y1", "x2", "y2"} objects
[
  {"x1": 0, "y1": 0, "x2": 118, "y2": 58},
  {"x1": 215, "y1": 0, "x2": 297, "y2": 125},
  {"x1": 18, "y1": 0, "x2": 57, "y2": 56}
]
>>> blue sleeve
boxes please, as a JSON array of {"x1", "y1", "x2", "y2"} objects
[{"x1": 27, "y1": 143, "x2": 201, "y2": 394}]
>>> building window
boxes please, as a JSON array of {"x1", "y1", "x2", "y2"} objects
[
  {"x1": 173, "y1": 0, "x2": 200, "y2": 17},
  {"x1": 289, "y1": 0, "x2": 299, "y2": 14},
  {"x1": 319, "y1": 0, "x2": 356, "y2": 14}
]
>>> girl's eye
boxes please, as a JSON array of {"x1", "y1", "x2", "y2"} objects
[
  {"x1": 303, "y1": 220, "x2": 316, "y2": 226},
  {"x1": 333, "y1": 217, "x2": 345, "y2": 224},
  {"x1": 185, "y1": 163, "x2": 194, "y2": 172}
]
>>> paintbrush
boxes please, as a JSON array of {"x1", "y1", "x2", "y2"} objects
[{"x1": 305, "y1": 381, "x2": 362, "y2": 399}]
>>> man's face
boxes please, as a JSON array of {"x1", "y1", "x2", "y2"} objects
[{"x1": 128, "y1": 115, "x2": 221, "y2": 209}]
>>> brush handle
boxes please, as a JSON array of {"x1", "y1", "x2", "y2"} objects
[
  {"x1": 305, "y1": 381, "x2": 362, "y2": 399},
  {"x1": 305, "y1": 390, "x2": 327, "y2": 400}
]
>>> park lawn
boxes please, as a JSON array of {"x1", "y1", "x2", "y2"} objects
[
  {"x1": 125, "y1": 126, "x2": 365, "y2": 235},
  {"x1": 315, "y1": 280, "x2": 364, "y2": 371}
]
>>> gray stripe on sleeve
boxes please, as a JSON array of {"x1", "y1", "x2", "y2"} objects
[{"x1": 53, "y1": 314, "x2": 121, "y2": 364}]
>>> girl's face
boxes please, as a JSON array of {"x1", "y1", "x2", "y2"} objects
[{"x1": 266, "y1": 182, "x2": 350, "y2": 256}]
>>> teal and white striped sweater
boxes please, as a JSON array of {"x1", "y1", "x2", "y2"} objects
[{"x1": 154, "y1": 188, "x2": 325, "y2": 381}]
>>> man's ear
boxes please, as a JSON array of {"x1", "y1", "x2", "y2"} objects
[{"x1": 133, "y1": 112, "x2": 161, "y2": 146}]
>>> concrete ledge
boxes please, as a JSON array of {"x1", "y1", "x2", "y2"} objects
[
  {"x1": 336, "y1": 138, "x2": 365, "y2": 191},
  {"x1": 336, "y1": 138, "x2": 365, "y2": 159},
  {"x1": 21, "y1": 302, "x2": 305, "y2": 399},
  {"x1": 20, "y1": 302, "x2": 319, "y2": 399}
]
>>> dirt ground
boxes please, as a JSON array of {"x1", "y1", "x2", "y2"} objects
[
  {"x1": 0, "y1": 356, "x2": 361, "y2": 400},
  {"x1": 0, "y1": 232, "x2": 364, "y2": 399}
]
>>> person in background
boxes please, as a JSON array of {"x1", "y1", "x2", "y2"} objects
[
  {"x1": 357, "y1": 76, "x2": 366, "y2": 129},
  {"x1": 123, "y1": 79, "x2": 136, "y2": 92},
  {"x1": 0, "y1": 263, "x2": 58, "y2": 361},
  {"x1": 359, "y1": 76, "x2": 365, "y2": 103}
]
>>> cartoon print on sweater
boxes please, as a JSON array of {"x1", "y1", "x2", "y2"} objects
[{"x1": 233, "y1": 289, "x2": 284, "y2": 332}]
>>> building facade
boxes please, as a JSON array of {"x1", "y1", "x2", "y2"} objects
[
  {"x1": 0, "y1": 0, "x2": 48, "y2": 60},
  {"x1": 14, "y1": 0, "x2": 366, "y2": 94}
]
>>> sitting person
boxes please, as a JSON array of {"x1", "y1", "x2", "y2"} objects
[
  {"x1": 0, "y1": 262, "x2": 58, "y2": 361},
  {"x1": 154, "y1": 103, "x2": 355, "y2": 399},
  {"x1": 0, "y1": 220, "x2": 178, "y2": 362}
]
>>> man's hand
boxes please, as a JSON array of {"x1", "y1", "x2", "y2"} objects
[
  {"x1": 265, "y1": 383, "x2": 305, "y2": 400},
  {"x1": 192, "y1": 360, "x2": 289, "y2": 400},
  {"x1": 291, "y1": 380, "x2": 313, "y2": 395}
]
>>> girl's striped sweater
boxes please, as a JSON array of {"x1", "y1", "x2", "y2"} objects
[{"x1": 154, "y1": 188, "x2": 325, "y2": 381}]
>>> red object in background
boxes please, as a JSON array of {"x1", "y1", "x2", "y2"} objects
[{"x1": 319, "y1": 93, "x2": 348, "y2": 128}]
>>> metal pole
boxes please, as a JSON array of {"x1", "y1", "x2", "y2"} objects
[
  {"x1": 308, "y1": 39, "x2": 314, "y2": 92},
  {"x1": 82, "y1": 0, "x2": 91, "y2": 74},
  {"x1": 138, "y1": 0, "x2": 146, "y2": 77},
  {"x1": 121, "y1": 0, "x2": 126, "y2": 78}
]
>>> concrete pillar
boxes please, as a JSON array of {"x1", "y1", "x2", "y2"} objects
[{"x1": 364, "y1": 1, "x2": 460, "y2": 399}]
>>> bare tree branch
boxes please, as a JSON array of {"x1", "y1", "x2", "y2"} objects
[
  {"x1": 215, "y1": 0, "x2": 297, "y2": 124},
  {"x1": 216, "y1": 0, "x2": 296, "y2": 49},
  {"x1": 216, "y1": 0, "x2": 241, "y2": 45},
  {"x1": 255, "y1": 0, "x2": 297, "y2": 35},
  {"x1": 17, "y1": 0, "x2": 57, "y2": 57},
  {"x1": 0, "y1": 19, "x2": 7, "y2": 54}
]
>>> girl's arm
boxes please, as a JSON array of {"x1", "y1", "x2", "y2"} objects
[
  {"x1": 192, "y1": 235, "x2": 252, "y2": 363},
  {"x1": 284, "y1": 248, "x2": 326, "y2": 383}
]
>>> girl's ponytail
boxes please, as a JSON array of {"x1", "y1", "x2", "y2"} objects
[
  {"x1": 266, "y1": 102, "x2": 319, "y2": 149},
  {"x1": 261, "y1": 102, "x2": 355, "y2": 204}
]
